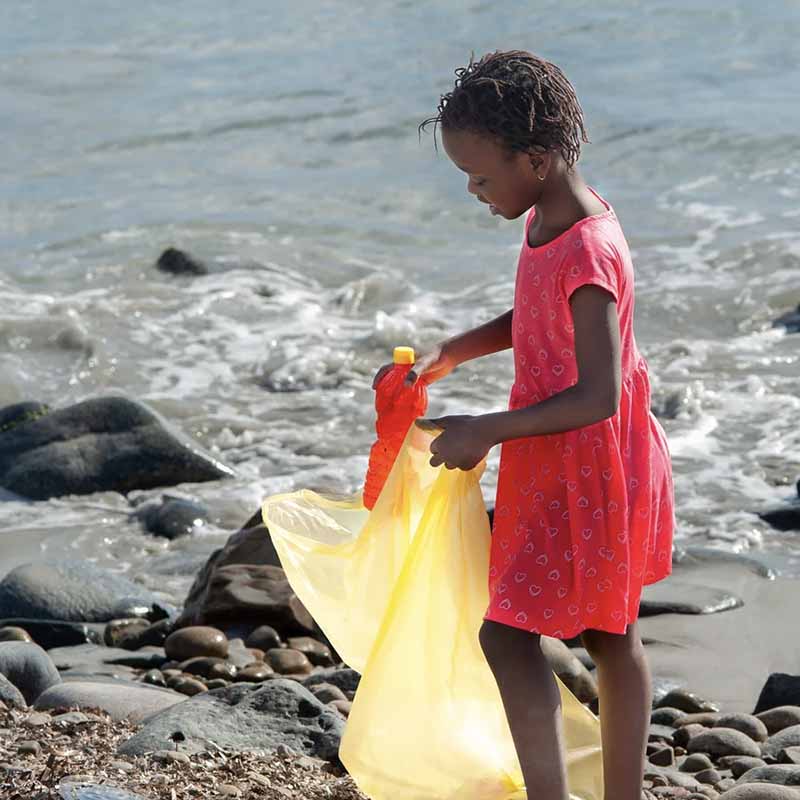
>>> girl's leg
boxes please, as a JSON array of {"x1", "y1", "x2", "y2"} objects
[
  {"x1": 580, "y1": 620, "x2": 652, "y2": 800},
  {"x1": 479, "y1": 619, "x2": 570, "y2": 800}
]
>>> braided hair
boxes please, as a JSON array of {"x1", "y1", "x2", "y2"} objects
[{"x1": 420, "y1": 50, "x2": 589, "y2": 168}]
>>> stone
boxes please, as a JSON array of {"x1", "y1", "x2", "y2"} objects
[
  {"x1": 757, "y1": 707, "x2": 800, "y2": 735},
  {"x1": 717, "y1": 756, "x2": 767, "y2": 778},
  {"x1": 650, "y1": 746, "x2": 675, "y2": 767},
  {"x1": 687, "y1": 728, "x2": 762, "y2": 758},
  {"x1": 639, "y1": 580, "x2": 743, "y2": 616},
  {"x1": 781, "y1": 747, "x2": 800, "y2": 765},
  {"x1": 0, "y1": 626, "x2": 31, "y2": 642},
  {"x1": 156, "y1": 247, "x2": 209, "y2": 276},
  {"x1": 675, "y1": 723, "x2": 715, "y2": 750},
  {"x1": 266, "y1": 648, "x2": 313, "y2": 675},
  {"x1": 24, "y1": 711, "x2": 52, "y2": 726},
  {"x1": 246, "y1": 626, "x2": 282, "y2": 652},
  {"x1": 104, "y1": 619, "x2": 151, "y2": 648},
  {"x1": 178, "y1": 657, "x2": 236, "y2": 681},
  {"x1": 287, "y1": 637, "x2": 335, "y2": 667},
  {"x1": 0, "y1": 641, "x2": 61, "y2": 704},
  {"x1": 735, "y1": 764, "x2": 800, "y2": 785},
  {"x1": 720, "y1": 785, "x2": 800, "y2": 799},
  {"x1": 539, "y1": 636, "x2": 597, "y2": 703},
  {"x1": 694, "y1": 768, "x2": 721, "y2": 784},
  {"x1": 172, "y1": 677, "x2": 207, "y2": 696},
  {"x1": 17, "y1": 740, "x2": 41, "y2": 756},
  {"x1": 133, "y1": 496, "x2": 209, "y2": 540},
  {"x1": 309, "y1": 683, "x2": 347, "y2": 704},
  {"x1": 0, "y1": 672, "x2": 27, "y2": 709},
  {"x1": 0, "y1": 561, "x2": 171, "y2": 623},
  {"x1": 152, "y1": 750, "x2": 191, "y2": 765},
  {"x1": 117, "y1": 679, "x2": 344, "y2": 761},
  {"x1": 47, "y1": 644, "x2": 167, "y2": 672},
  {"x1": 58, "y1": 783, "x2": 151, "y2": 800},
  {"x1": 676, "y1": 712, "x2": 722, "y2": 727},
  {"x1": 53, "y1": 711, "x2": 90, "y2": 725},
  {"x1": 757, "y1": 678, "x2": 800, "y2": 715},
  {"x1": 0, "y1": 618, "x2": 102, "y2": 649},
  {"x1": 302, "y1": 668, "x2": 360, "y2": 695},
  {"x1": 650, "y1": 723, "x2": 679, "y2": 745},
  {"x1": 0, "y1": 396, "x2": 233, "y2": 499},
  {"x1": 681, "y1": 753, "x2": 715, "y2": 772},
  {"x1": 142, "y1": 669, "x2": 166, "y2": 687},
  {"x1": 115, "y1": 619, "x2": 172, "y2": 651},
  {"x1": 653, "y1": 707, "x2": 687, "y2": 726},
  {"x1": 223, "y1": 639, "x2": 260, "y2": 669},
  {"x1": 714, "y1": 713, "x2": 769, "y2": 742},
  {"x1": 34, "y1": 679, "x2": 186, "y2": 722},
  {"x1": 176, "y1": 510, "x2": 336, "y2": 657},
  {"x1": 234, "y1": 664, "x2": 273, "y2": 683},
  {"x1": 165, "y1": 627, "x2": 228, "y2": 661},
  {"x1": 758, "y1": 507, "x2": 800, "y2": 532},
  {"x1": 330, "y1": 699, "x2": 351, "y2": 718},
  {"x1": 764, "y1": 725, "x2": 800, "y2": 758},
  {"x1": 657, "y1": 688, "x2": 720, "y2": 715},
  {"x1": 206, "y1": 679, "x2": 229, "y2": 690}
]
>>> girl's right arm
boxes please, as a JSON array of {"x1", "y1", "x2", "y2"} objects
[{"x1": 372, "y1": 308, "x2": 513, "y2": 389}]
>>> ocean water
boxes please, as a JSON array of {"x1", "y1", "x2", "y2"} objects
[{"x1": 1, "y1": 1, "x2": 798, "y2": 604}]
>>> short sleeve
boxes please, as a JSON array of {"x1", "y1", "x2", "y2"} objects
[{"x1": 559, "y1": 234, "x2": 621, "y2": 303}]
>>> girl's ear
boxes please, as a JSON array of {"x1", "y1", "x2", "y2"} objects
[{"x1": 528, "y1": 152, "x2": 552, "y2": 182}]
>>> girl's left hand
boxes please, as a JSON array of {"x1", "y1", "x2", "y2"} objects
[{"x1": 426, "y1": 414, "x2": 497, "y2": 471}]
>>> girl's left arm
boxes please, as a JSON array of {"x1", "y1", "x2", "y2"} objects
[{"x1": 428, "y1": 285, "x2": 621, "y2": 470}]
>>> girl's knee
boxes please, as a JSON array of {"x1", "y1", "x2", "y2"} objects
[
  {"x1": 581, "y1": 623, "x2": 642, "y2": 661},
  {"x1": 479, "y1": 619, "x2": 540, "y2": 663}
]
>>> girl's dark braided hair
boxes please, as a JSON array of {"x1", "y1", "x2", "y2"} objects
[{"x1": 420, "y1": 50, "x2": 589, "y2": 168}]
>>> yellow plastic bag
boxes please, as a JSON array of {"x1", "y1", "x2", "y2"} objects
[{"x1": 262, "y1": 421, "x2": 603, "y2": 800}]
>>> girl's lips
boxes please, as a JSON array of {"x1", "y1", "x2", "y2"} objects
[{"x1": 489, "y1": 204, "x2": 500, "y2": 216}]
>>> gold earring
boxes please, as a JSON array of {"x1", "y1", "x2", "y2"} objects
[{"x1": 537, "y1": 174, "x2": 545, "y2": 182}]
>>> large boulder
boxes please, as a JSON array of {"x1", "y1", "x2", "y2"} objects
[
  {"x1": 0, "y1": 560, "x2": 173, "y2": 623},
  {"x1": 0, "y1": 396, "x2": 234, "y2": 500},
  {"x1": 0, "y1": 641, "x2": 61, "y2": 704},
  {"x1": 117, "y1": 679, "x2": 344, "y2": 761},
  {"x1": 34, "y1": 678, "x2": 186, "y2": 722}
]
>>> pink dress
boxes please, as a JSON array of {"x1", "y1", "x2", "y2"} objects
[{"x1": 483, "y1": 188, "x2": 674, "y2": 638}]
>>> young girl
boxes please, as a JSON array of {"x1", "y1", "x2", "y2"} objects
[{"x1": 373, "y1": 51, "x2": 674, "y2": 800}]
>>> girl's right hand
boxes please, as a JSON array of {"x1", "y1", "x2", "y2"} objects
[{"x1": 371, "y1": 343, "x2": 456, "y2": 390}]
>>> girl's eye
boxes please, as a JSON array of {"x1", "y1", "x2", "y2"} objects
[{"x1": 473, "y1": 178, "x2": 486, "y2": 187}]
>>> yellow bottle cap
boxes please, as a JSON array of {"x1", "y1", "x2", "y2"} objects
[{"x1": 393, "y1": 346, "x2": 415, "y2": 365}]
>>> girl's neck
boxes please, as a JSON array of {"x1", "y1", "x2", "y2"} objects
[{"x1": 532, "y1": 167, "x2": 607, "y2": 235}]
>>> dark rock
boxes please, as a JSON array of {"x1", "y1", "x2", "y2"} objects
[
  {"x1": 116, "y1": 679, "x2": 344, "y2": 761},
  {"x1": 302, "y1": 668, "x2": 360, "y2": 695},
  {"x1": 0, "y1": 561, "x2": 171, "y2": 623},
  {"x1": 694, "y1": 767, "x2": 721, "y2": 784},
  {"x1": 246, "y1": 625, "x2": 282, "y2": 652},
  {"x1": 758, "y1": 680, "x2": 800, "y2": 716},
  {"x1": 133, "y1": 495, "x2": 209, "y2": 540},
  {"x1": 34, "y1": 678, "x2": 186, "y2": 722},
  {"x1": 176, "y1": 510, "x2": 337, "y2": 657},
  {"x1": 681, "y1": 753, "x2": 714, "y2": 772},
  {"x1": 757, "y1": 707, "x2": 800, "y2": 735},
  {"x1": 287, "y1": 637, "x2": 334, "y2": 667},
  {"x1": 652, "y1": 707, "x2": 687, "y2": 726},
  {"x1": 639, "y1": 581, "x2": 743, "y2": 616},
  {"x1": 0, "y1": 402, "x2": 51, "y2": 434},
  {"x1": 717, "y1": 756, "x2": 767, "y2": 778},
  {"x1": 650, "y1": 746, "x2": 675, "y2": 767},
  {"x1": 104, "y1": 619, "x2": 151, "y2": 648},
  {"x1": 234, "y1": 663, "x2": 273, "y2": 683},
  {"x1": 773, "y1": 304, "x2": 800, "y2": 334},
  {"x1": 0, "y1": 641, "x2": 61, "y2": 703},
  {"x1": 46, "y1": 643, "x2": 167, "y2": 672},
  {"x1": 540, "y1": 636, "x2": 597, "y2": 703},
  {"x1": 780, "y1": 747, "x2": 800, "y2": 765},
  {"x1": 0, "y1": 618, "x2": 102, "y2": 649},
  {"x1": 266, "y1": 648, "x2": 313, "y2": 676},
  {"x1": 142, "y1": 669, "x2": 166, "y2": 687},
  {"x1": 171, "y1": 676, "x2": 207, "y2": 696},
  {"x1": 0, "y1": 396, "x2": 234, "y2": 500},
  {"x1": 674, "y1": 724, "x2": 708, "y2": 749},
  {"x1": 649, "y1": 723, "x2": 678, "y2": 745},
  {"x1": 178, "y1": 657, "x2": 236, "y2": 681},
  {"x1": 758, "y1": 506, "x2": 800, "y2": 532},
  {"x1": 115, "y1": 619, "x2": 172, "y2": 651},
  {"x1": 156, "y1": 248, "x2": 209, "y2": 276},
  {"x1": 0, "y1": 672, "x2": 26, "y2": 709},
  {"x1": 308, "y1": 683, "x2": 347, "y2": 704},
  {"x1": 165, "y1": 626, "x2": 228, "y2": 661}
]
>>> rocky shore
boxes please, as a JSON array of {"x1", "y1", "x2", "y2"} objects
[{"x1": 2, "y1": 383, "x2": 800, "y2": 798}]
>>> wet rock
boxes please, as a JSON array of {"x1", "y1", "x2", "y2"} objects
[
  {"x1": 156, "y1": 247, "x2": 209, "y2": 276},
  {"x1": 0, "y1": 626, "x2": 31, "y2": 642},
  {"x1": 225, "y1": 638, "x2": 263, "y2": 668},
  {"x1": 639, "y1": 581, "x2": 743, "y2": 616},
  {"x1": 757, "y1": 707, "x2": 800, "y2": 735},
  {"x1": 756, "y1": 677, "x2": 800, "y2": 715},
  {"x1": 759, "y1": 506, "x2": 800, "y2": 532},
  {"x1": 34, "y1": 679, "x2": 186, "y2": 722},
  {"x1": 117, "y1": 679, "x2": 344, "y2": 761},
  {"x1": 246, "y1": 625, "x2": 282, "y2": 652},
  {"x1": 206, "y1": 679, "x2": 229, "y2": 690},
  {"x1": 0, "y1": 561, "x2": 171, "y2": 623},
  {"x1": 114, "y1": 619, "x2": 171, "y2": 651},
  {"x1": 234, "y1": 663, "x2": 273, "y2": 683},
  {"x1": 302, "y1": 667, "x2": 360, "y2": 695},
  {"x1": 0, "y1": 618, "x2": 103, "y2": 650},
  {"x1": 266, "y1": 648, "x2": 313, "y2": 675},
  {"x1": 0, "y1": 641, "x2": 61, "y2": 703},
  {"x1": 133, "y1": 495, "x2": 209, "y2": 540},
  {"x1": 657, "y1": 688, "x2": 720, "y2": 714},
  {"x1": 773, "y1": 304, "x2": 800, "y2": 334},
  {"x1": 287, "y1": 637, "x2": 335, "y2": 667},
  {"x1": 178, "y1": 657, "x2": 237, "y2": 681},
  {"x1": 104, "y1": 619, "x2": 151, "y2": 649},
  {"x1": 164, "y1": 626, "x2": 228, "y2": 661},
  {"x1": 0, "y1": 396, "x2": 234, "y2": 500},
  {"x1": 0, "y1": 672, "x2": 26, "y2": 709},
  {"x1": 142, "y1": 669, "x2": 166, "y2": 687},
  {"x1": 171, "y1": 676, "x2": 207, "y2": 696},
  {"x1": 308, "y1": 683, "x2": 347, "y2": 704}
]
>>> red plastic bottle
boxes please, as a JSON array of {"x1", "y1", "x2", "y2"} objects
[{"x1": 363, "y1": 346, "x2": 428, "y2": 510}]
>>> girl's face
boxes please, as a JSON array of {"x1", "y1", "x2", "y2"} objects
[{"x1": 441, "y1": 128, "x2": 546, "y2": 220}]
